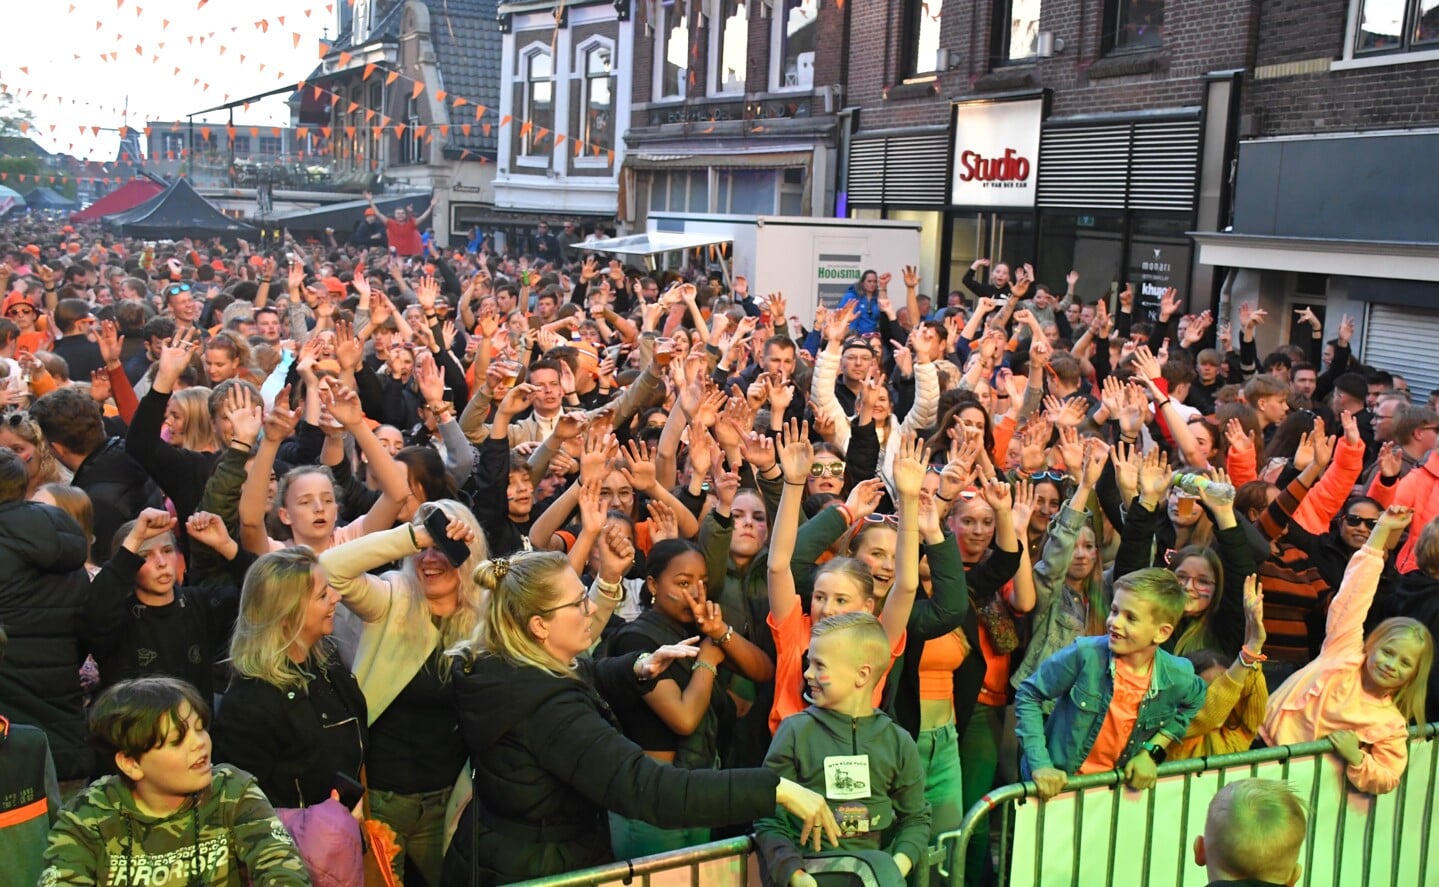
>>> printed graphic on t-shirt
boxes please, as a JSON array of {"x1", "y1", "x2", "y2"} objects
[{"x1": 823, "y1": 754, "x2": 871, "y2": 800}]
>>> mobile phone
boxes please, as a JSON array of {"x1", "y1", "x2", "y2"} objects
[
  {"x1": 331, "y1": 772, "x2": 364, "y2": 811},
  {"x1": 605, "y1": 344, "x2": 623, "y2": 363},
  {"x1": 422, "y1": 505, "x2": 471, "y2": 567}
]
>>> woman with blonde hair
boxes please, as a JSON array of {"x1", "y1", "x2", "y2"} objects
[
  {"x1": 317, "y1": 498, "x2": 488, "y2": 887},
  {"x1": 163, "y1": 386, "x2": 220, "y2": 453},
  {"x1": 213, "y1": 547, "x2": 367, "y2": 811},
  {"x1": 32, "y1": 483, "x2": 97, "y2": 574},
  {"x1": 442, "y1": 532, "x2": 839, "y2": 885},
  {"x1": 0, "y1": 411, "x2": 65, "y2": 498}
]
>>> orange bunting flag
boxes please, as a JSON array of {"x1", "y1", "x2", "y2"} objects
[
  {"x1": 395, "y1": 124, "x2": 406, "y2": 137},
  {"x1": 501, "y1": 115, "x2": 512, "y2": 127},
  {"x1": 293, "y1": 32, "x2": 302, "y2": 49},
  {"x1": 363, "y1": 63, "x2": 376, "y2": 80},
  {"x1": 453, "y1": 96, "x2": 468, "y2": 107},
  {"x1": 17, "y1": 122, "x2": 28, "y2": 133},
  {"x1": 226, "y1": 125, "x2": 236, "y2": 138},
  {"x1": 414, "y1": 125, "x2": 427, "y2": 138},
  {"x1": 482, "y1": 123, "x2": 491, "y2": 136},
  {"x1": 411, "y1": 81, "x2": 424, "y2": 100},
  {"x1": 385, "y1": 71, "x2": 399, "y2": 85},
  {"x1": 256, "y1": 19, "x2": 269, "y2": 32},
  {"x1": 320, "y1": 126, "x2": 332, "y2": 138},
  {"x1": 554, "y1": 133, "x2": 565, "y2": 145},
  {"x1": 249, "y1": 127, "x2": 260, "y2": 137},
  {"x1": 338, "y1": 51, "x2": 353, "y2": 68},
  {"x1": 317, "y1": 41, "x2": 332, "y2": 58},
  {"x1": 574, "y1": 139, "x2": 584, "y2": 157},
  {"x1": 461, "y1": 124, "x2": 471, "y2": 136},
  {"x1": 347, "y1": 101, "x2": 360, "y2": 114},
  {"x1": 296, "y1": 127, "x2": 308, "y2": 140},
  {"x1": 519, "y1": 121, "x2": 532, "y2": 136},
  {"x1": 345, "y1": 126, "x2": 356, "y2": 138},
  {"x1": 314, "y1": 86, "x2": 324, "y2": 99},
  {"x1": 535, "y1": 127, "x2": 548, "y2": 141},
  {"x1": 278, "y1": 15, "x2": 286, "y2": 24},
  {"x1": 161, "y1": 17, "x2": 169, "y2": 28},
  {"x1": 434, "y1": 89, "x2": 447, "y2": 103}
]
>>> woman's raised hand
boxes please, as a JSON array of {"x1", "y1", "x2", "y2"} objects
[
  {"x1": 777, "y1": 418, "x2": 814, "y2": 485},
  {"x1": 893, "y1": 431, "x2": 929, "y2": 498}
]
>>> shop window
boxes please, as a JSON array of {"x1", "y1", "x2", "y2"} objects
[
  {"x1": 1103, "y1": 0, "x2": 1164, "y2": 52},
  {"x1": 577, "y1": 40, "x2": 615, "y2": 164},
  {"x1": 649, "y1": 171, "x2": 711, "y2": 213},
  {"x1": 656, "y1": 0, "x2": 689, "y2": 101},
  {"x1": 771, "y1": 0, "x2": 817, "y2": 90},
  {"x1": 1352, "y1": 0, "x2": 1439, "y2": 54},
  {"x1": 903, "y1": 0, "x2": 944, "y2": 77},
  {"x1": 710, "y1": 0, "x2": 748, "y2": 95},
  {"x1": 520, "y1": 46, "x2": 554, "y2": 162},
  {"x1": 991, "y1": 0, "x2": 1041, "y2": 64}
]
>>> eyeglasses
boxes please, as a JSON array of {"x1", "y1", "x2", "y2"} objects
[
  {"x1": 5, "y1": 305, "x2": 35, "y2": 316},
  {"x1": 1343, "y1": 514, "x2": 1379, "y2": 529},
  {"x1": 1029, "y1": 471, "x2": 1068, "y2": 483},
  {"x1": 537, "y1": 593, "x2": 595, "y2": 616},
  {"x1": 810, "y1": 462, "x2": 846, "y2": 478},
  {"x1": 1175, "y1": 573, "x2": 1217, "y2": 594},
  {"x1": 1419, "y1": 426, "x2": 1439, "y2": 435},
  {"x1": 863, "y1": 513, "x2": 899, "y2": 527}
]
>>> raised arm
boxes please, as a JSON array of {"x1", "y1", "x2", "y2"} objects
[
  {"x1": 320, "y1": 382, "x2": 409, "y2": 536},
  {"x1": 766, "y1": 419, "x2": 814, "y2": 626},
  {"x1": 238, "y1": 392, "x2": 298, "y2": 555},
  {"x1": 882, "y1": 432, "x2": 926, "y2": 648}
]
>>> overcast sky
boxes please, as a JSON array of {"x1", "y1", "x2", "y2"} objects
[{"x1": 4, "y1": 0, "x2": 331, "y2": 161}]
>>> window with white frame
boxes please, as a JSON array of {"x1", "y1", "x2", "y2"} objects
[
  {"x1": 772, "y1": 0, "x2": 817, "y2": 90},
  {"x1": 521, "y1": 46, "x2": 554, "y2": 161},
  {"x1": 710, "y1": 0, "x2": 748, "y2": 95},
  {"x1": 400, "y1": 94, "x2": 424, "y2": 165},
  {"x1": 1352, "y1": 0, "x2": 1439, "y2": 54},
  {"x1": 656, "y1": 0, "x2": 689, "y2": 100},
  {"x1": 649, "y1": 170, "x2": 710, "y2": 212},
  {"x1": 578, "y1": 40, "x2": 615, "y2": 163}
]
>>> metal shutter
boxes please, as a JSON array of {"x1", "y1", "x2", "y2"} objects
[
  {"x1": 1037, "y1": 124, "x2": 1131, "y2": 209},
  {"x1": 846, "y1": 130, "x2": 950, "y2": 206},
  {"x1": 1037, "y1": 117, "x2": 1200, "y2": 212},
  {"x1": 1363, "y1": 304, "x2": 1439, "y2": 400},
  {"x1": 1128, "y1": 119, "x2": 1201, "y2": 211}
]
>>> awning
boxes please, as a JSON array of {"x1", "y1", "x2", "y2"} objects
[
  {"x1": 271, "y1": 192, "x2": 431, "y2": 235},
  {"x1": 623, "y1": 150, "x2": 813, "y2": 171},
  {"x1": 584, "y1": 231, "x2": 735, "y2": 257},
  {"x1": 1191, "y1": 232, "x2": 1439, "y2": 283}
]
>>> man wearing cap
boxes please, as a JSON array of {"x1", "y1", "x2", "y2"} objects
[
  {"x1": 2, "y1": 289, "x2": 51, "y2": 355},
  {"x1": 354, "y1": 205, "x2": 389, "y2": 249},
  {"x1": 50, "y1": 299, "x2": 105, "y2": 382}
]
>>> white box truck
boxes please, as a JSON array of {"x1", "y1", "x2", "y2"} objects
[{"x1": 603, "y1": 213, "x2": 922, "y2": 328}]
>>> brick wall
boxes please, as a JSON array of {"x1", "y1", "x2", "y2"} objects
[
  {"x1": 1245, "y1": 0, "x2": 1439, "y2": 136},
  {"x1": 847, "y1": 0, "x2": 1259, "y2": 134}
]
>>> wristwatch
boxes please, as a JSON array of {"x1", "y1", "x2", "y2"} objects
[{"x1": 1141, "y1": 741, "x2": 1167, "y2": 764}]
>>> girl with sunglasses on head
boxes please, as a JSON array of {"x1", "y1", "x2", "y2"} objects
[{"x1": 0, "y1": 411, "x2": 65, "y2": 499}]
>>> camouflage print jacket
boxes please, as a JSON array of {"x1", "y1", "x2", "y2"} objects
[{"x1": 38, "y1": 764, "x2": 311, "y2": 887}]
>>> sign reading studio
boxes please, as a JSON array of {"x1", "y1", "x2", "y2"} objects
[{"x1": 950, "y1": 98, "x2": 1044, "y2": 209}]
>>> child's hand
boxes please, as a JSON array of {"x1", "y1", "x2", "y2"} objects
[
  {"x1": 1032, "y1": 767, "x2": 1068, "y2": 799},
  {"x1": 893, "y1": 852, "x2": 914, "y2": 877},
  {"x1": 789, "y1": 872, "x2": 819, "y2": 887},
  {"x1": 1123, "y1": 748, "x2": 1160, "y2": 791},
  {"x1": 1329, "y1": 730, "x2": 1364, "y2": 767},
  {"x1": 1242, "y1": 575, "x2": 1266, "y2": 654}
]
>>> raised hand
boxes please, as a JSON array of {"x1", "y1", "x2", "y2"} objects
[
  {"x1": 893, "y1": 431, "x2": 929, "y2": 499},
  {"x1": 1377, "y1": 441, "x2": 1404, "y2": 479},
  {"x1": 1137, "y1": 446, "x2": 1171, "y2": 505},
  {"x1": 319, "y1": 381, "x2": 366, "y2": 429},
  {"x1": 497, "y1": 382, "x2": 537, "y2": 418},
  {"x1": 596, "y1": 521, "x2": 636, "y2": 584},
  {"x1": 980, "y1": 476, "x2": 1013, "y2": 515},
  {"x1": 262, "y1": 389, "x2": 300, "y2": 442},
  {"x1": 224, "y1": 383, "x2": 263, "y2": 447},
  {"x1": 1111, "y1": 440, "x2": 1141, "y2": 502},
  {"x1": 777, "y1": 418, "x2": 815, "y2": 485},
  {"x1": 577, "y1": 477, "x2": 607, "y2": 536},
  {"x1": 96, "y1": 320, "x2": 124, "y2": 368},
  {"x1": 1242, "y1": 575, "x2": 1266, "y2": 655},
  {"x1": 414, "y1": 350, "x2": 447, "y2": 404},
  {"x1": 845, "y1": 478, "x2": 887, "y2": 522},
  {"x1": 155, "y1": 330, "x2": 197, "y2": 386},
  {"x1": 1224, "y1": 418, "x2": 1254, "y2": 455},
  {"x1": 739, "y1": 430, "x2": 778, "y2": 474},
  {"x1": 647, "y1": 499, "x2": 680, "y2": 542},
  {"x1": 903, "y1": 264, "x2": 920, "y2": 290},
  {"x1": 620, "y1": 440, "x2": 659, "y2": 493},
  {"x1": 1010, "y1": 476, "x2": 1037, "y2": 532},
  {"x1": 579, "y1": 425, "x2": 619, "y2": 485},
  {"x1": 186, "y1": 511, "x2": 236, "y2": 555}
]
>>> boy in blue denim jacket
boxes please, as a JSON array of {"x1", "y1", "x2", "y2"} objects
[{"x1": 1015, "y1": 568, "x2": 1206, "y2": 799}]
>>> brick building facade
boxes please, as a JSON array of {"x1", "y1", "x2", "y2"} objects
[
  {"x1": 840, "y1": 0, "x2": 1256, "y2": 313},
  {"x1": 1192, "y1": 0, "x2": 1439, "y2": 395}
]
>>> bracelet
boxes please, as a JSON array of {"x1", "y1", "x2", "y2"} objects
[
  {"x1": 1155, "y1": 398, "x2": 1171, "y2": 409},
  {"x1": 935, "y1": 491, "x2": 954, "y2": 502},
  {"x1": 714, "y1": 626, "x2": 734, "y2": 646},
  {"x1": 593, "y1": 577, "x2": 625, "y2": 602},
  {"x1": 783, "y1": 480, "x2": 807, "y2": 488},
  {"x1": 693, "y1": 659, "x2": 719, "y2": 678},
  {"x1": 230, "y1": 438, "x2": 257, "y2": 452},
  {"x1": 1239, "y1": 645, "x2": 1267, "y2": 667}
]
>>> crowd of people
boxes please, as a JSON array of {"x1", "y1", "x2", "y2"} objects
[{"x1": 0, "y1": 211, "x2": 1435, "y2": 887}]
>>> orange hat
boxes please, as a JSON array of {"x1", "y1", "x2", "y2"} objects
[
  {"x1": 62, "y1": 225, "x2": 75, "y2": 234},
  {"x1": 364, "y1": 207, "x2": 377, "y2": 216},
  {"x1": 22, "y1": 244, "x2": 40, "y2": 257},
  {"x1": 3, "y1": 290, "x2": 37, "y2": 315},
  {"x1": 211, "y1": 259, "x2": 227, "y2": 271},
  {"x1": 248, "y1": 254, "x2": 266, "y2": 267},
  {"x1": 423, "y1": 263, "x2": 436, "y2": 276},
  {"x1": 323, "y1": 277, "x2": 347, "y2": 294}
]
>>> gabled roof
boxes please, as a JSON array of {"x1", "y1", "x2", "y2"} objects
[
  {"x1": 23, "y1": 187, "x2": 78, "y2": 209},
  {"x1": 427, "y1": 0, "x2": 501, "y2": 157},
  {"x1": 70, "y1": 177, "x2": 166, "y2": 222}
]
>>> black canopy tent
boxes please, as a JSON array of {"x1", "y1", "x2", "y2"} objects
[
  {"x1": 270, "y1": 192, "x2": 432, "y2": 242},
  {"x1": 23, "y1": 187, "x2": 80, "y2": 211},
  {"x1": 105, "y1": 177, "x2": 258, "y2": 239}
]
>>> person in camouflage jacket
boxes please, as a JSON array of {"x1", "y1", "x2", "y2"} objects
[{"x1": 38, "y1": 677, "x2": 310, "y2": 887}]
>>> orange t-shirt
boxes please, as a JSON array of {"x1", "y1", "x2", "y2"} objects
[
  {"x1": 1079, "y1": 657, "x2": 1153, "y2": 775},
  {"x1": 918, "y1": 631, "x2": 968, "y2": 702},
  {"x1": 766, "y1": 602, "x2": 904, "y2": 734}
]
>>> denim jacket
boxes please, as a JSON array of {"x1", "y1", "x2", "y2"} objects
[{"x1": 1014, "y1": 636, "x2": 1206, "y2": 775}]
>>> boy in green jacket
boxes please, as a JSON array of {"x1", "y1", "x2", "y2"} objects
[
  {"x1": 38, "y1": 676, "x2": 310, "y2": 887},
  {"x1": 755, "y1": 613, "x2": 931, "y2": 886}
]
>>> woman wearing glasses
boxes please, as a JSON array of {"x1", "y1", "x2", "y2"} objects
[{"x1": 442, "y1": 544, "x2": 837, "y2": 885}]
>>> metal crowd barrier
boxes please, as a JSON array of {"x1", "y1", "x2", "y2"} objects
[{"x1": 513, "y1": 722, "x2": 1439, "y2": 886}]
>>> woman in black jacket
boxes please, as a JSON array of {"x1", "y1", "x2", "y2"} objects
[
  {"x1": 212, "y1": 546, "x2": 367, "y2": 810},
  {"x1": 442, "y1": 547, "x2": 838, "y2": 886}
]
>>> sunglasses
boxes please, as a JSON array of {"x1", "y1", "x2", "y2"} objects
[
  {"x1": 5, "y1": 305, "x2": 35, "y2": 316},
  {"x1": 864, "y1": 513, "x2": 899, "y2": 527},
  {"x1": 537, "y1": 593, "x2": 595, "y2": 616},
  {"x1": 164, "y1": 283, "x2": 194, "y2": 296},
  {"x1": 1343, "y1": 514, "x2": 1379, "y2": 530},
  {"x1": 810, "y1": 462, "x2": 846, "y2": 478},
  {"x1": 1029, "y1": 471, "x2": 1068, "y2": 483}
]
